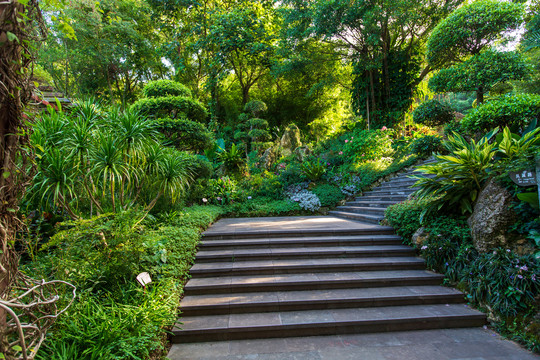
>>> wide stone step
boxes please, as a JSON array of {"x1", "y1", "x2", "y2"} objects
[
  {"x1": 190, "y1": 256, "x2": 426, "y2": 277},
  {"x1": 203, "y1": 227, "x2": 395, "y2": 241},
  {"x1": 335, "y1": 206, "x2": 386, "y2": 215},
  {"x1": 171, "y1": 304, "x2": 486, "y2": 343},
  {"x1": 356, "y1": 194, "x2": 409, "y2": 202},
  {"x1": 363, "y1": 189, "x2": 415, "y2": 196},
  {"x1": 195, "y1": 245, "x2": 414, "y2": 262},
  {"x1": 180, "y1": 285, "x2": 466, "y2": 316},
  {"x1": 328, "y1": 211, "x2": 384, "y2": 224},
  {"x1": 377, "y1": 181, "x2": 418, "y2": 189},
  {"x1": 184, "y1": 270, "x2": 445, "y2": 295},
  {"x1": 347, "y1": 200, "x2": 400, "y2": 208},
  {"x1": 199, "y1": 234, "x2": 402, "y2": 250}
]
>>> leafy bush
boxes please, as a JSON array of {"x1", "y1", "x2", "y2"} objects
[
  {"x1": 461, "y1": 94, "x2": 540, "y2": 134},
  {"x1": 300, "y1": 159, "x2": 326, "y2": 181},
  {"x1": 34, "y1": 205, "x2": 225, "y2": 359},
  {"x1": 154, "y1": 118, "x2": 215, "y2": 151},
  {"x1": 217, "y1": 143, "x2": 245, "y2": 176},
  {"x1": 142, "y1": 80, "x2": 192, "y2": 98},
  {"x1": 131, "y1": 96, "x2": 209, "y2": 122},
  {"x1": 224, "y1": 197, "x2": 301, "y2": 217},
  {"x1": 409, "y1": 135, "x2": 444, "y2": 157},
  {"x1": 312, "y1": 184, "x2": 345, "y2": 207},
  {"x1": 186, "y1": 155, "x2": 213, "y2": 180},
  {"x1": 342, "y1": 129, "x2": 393, "y2": 161},
  {"x1": 204, "y1": 177, "x2": 238, "y2": 205},
  {"x1": 413, "y1": 100, "x2": 455, "y2": 126},
  {"x1": 412, "y1": 129, "x2": 498, "y2": 216},
  {"x1": 385, "y1": 198, "x2": 433, "y2": 245}
]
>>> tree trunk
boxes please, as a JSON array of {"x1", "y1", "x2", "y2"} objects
[{"x1": 476, "y1": 86, "x2": 484, "y2": 104}]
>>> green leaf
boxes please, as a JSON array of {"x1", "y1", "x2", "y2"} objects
[
  {"x1": 517, "y1": 192, "x2": 539, "y2": 209},
  {"x1": 18, "y1": 0, "x2": 29, "y2": 5},
  {"x1": 2, "y1": 171, "x2": 10, "y2": 179},
  {"x1": 6, "y1": 32, "x2": 19, "y2": 43},
  {"x1": 12, "y1": 345, "x2": 22, "y2": 352}
]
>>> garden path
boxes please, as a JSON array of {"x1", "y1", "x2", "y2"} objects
[{"x1": 167, "y1": 169, "x2": 539, "y2": 360}]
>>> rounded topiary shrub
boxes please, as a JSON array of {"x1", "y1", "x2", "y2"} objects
[
  {"x1": 131, "y1": 96, "x2": 208, "y2": 122},
  {"x1": 413, "y1": 100, "x2": 455, "y2": 127},
  {"x1": 154, "y1": 118, "x2": 214, "y2": 151},
  {"x1": 410, "y1": 135, "x2": 444, "y2": 157},
  {"x1": 461, "y1": 94, "x2": 540, "y2": 133},
  {"x1": 142, "y1": 80, "x2": 192, "y2": 98}
]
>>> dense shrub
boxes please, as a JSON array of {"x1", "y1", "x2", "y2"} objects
[
  {"x1": 186, "y1": 155, "x2": 214, "y2": 180},
  {"x1": 312, "y1": 184, "x2": 346, "y2": 207},
  {"x1": 131, "y1": 96, "x2": 208, "y2": 122},
  {"x1": 461, "y1": 94, "x2": 540, "y2": 133},
  {"x1": 413, "y1": 99, "x2": 455, "y2": 126},
  {"x1": 409, "y1": 135, "x2": 444, "y2": 156},
  {"x1": 342, "y1": 129, "x2": 393, "y2": 161},
  {"x1": 34, "y1": 206, "x2": 225, "y2": 359},
  {"x1": 155, "y1": 118, "x2": 215, "y2": 151},
  {"x1": 385, "y1": 198, "x2": 433, "y2": 244},
  {"x1": 142, "y1": 80, "x2": 192, "y2": 99},
  {"x1": 224, "y1": 197, "x2": 301, "y2": 217}
]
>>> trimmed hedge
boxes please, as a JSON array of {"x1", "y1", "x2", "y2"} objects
[
  {"x1": 142, "y1": 80, "x2": 192, "y2": 98},
  {"x1": 132, "y1": 96, "x2": 209, "y2": 122}
]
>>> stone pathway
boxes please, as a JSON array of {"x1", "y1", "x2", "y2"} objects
[{"x1": 168, "y1": 166, "x2": 539, "y2": 359}]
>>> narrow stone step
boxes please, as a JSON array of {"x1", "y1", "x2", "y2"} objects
[
  {"x1": 203, "y1": 227, "x2": 395, "y2": 240},
  {"x1": 199, "y1": 234, "x2": 402, "y2": 250},
  {"x1": 180, "y1": 285, "x2": 466, "y2": 316},
  {"x1": 195, "y1": 245, "x2": 414, "y2": 262},
  {"x1": 184, "y1": 270, "x2": 445, "y2": 295},
  {"x1": 328, "y1": 211, "x2": 384, "y2": 224},
  {"x1": 190, "y1": 256, "x2": 426, "y2": 277},
  {"x1": 171, "y1": 304, "x2": 486, "y2": 343},
  {"x1": 335, "y1": 206, "x2": 386, "y2": 215}
]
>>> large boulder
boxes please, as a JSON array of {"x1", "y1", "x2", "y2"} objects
[
  {"x1": 467, "y1": 179, "x2": 518, "y2": 252},
  {"x1": 294, "y1": 146, "x2": 311, "y2": 162},
  {"x1": 412, "y1": 227, "x2": 429, "y2": 248},
  {"x1": 260, "y1": 147, "x2": 276, "y2": 169},
  {"x1": 280, "y1": 124, "x2": 301, "y2": 156}
]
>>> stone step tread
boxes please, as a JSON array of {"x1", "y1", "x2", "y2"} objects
[
  {"x1": 357, "y1": 195, "x2": 409, "y2": 200},
  {"x1": 329, "y1": 211, "x2": 384, "y2": 224},
  {"x1": 203, "y1": 227, "x2": 395, "y2": 240},
  {"x1": 195, "y1": 245, "x2": 414, "y2": 261},
  {"x1": 184, "y1": 270, "x2": 444, "y2": 294},
  {"x1": 335, "y1": 206, "x2": 387, "y2": 214},
  {"x1": 364, "y1": 189, "x2": 415, "y2": 195},
  {"x1": 173, "y1": 303, "x2": 485, "y2": 334},
  {"x1": 180, "y1": 285, "x2": 465, "y2": 311},
  {"x1": 190, "y1": 256, "x2": 425, "y2": 276},
  {"x1": 347, "y1": 200, "x2": 401, "y2": 207},
  {"x1": 200, "y1": 234, "x2": 402, "y2": 248}
]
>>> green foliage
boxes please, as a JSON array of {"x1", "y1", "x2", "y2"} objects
[
  {"x1": 204, "y1": 177, "x2": 238, "y2": 205},
  {"x1": 27, "y1": 106, "x2": 196, "y2": 217},
  {"x1": 33, "y1": 205, "x2": 225, "y2": 359},
  {"x1": 300, "y1": 159, "x2": 326, "y2": 181},
  {"x1": 185, "y1": 155, "x2": 213, "y2": 180},
  {"x1": 154, "y1": 118, "x2": 214, "y2": 152},
  {"x1": 412, "y1": 129, "x2": 498, "y2": 216},
  {"x1": 342, "y1": 129, "x2": 393, "y2": 162},
  {"x1": 385, "y1": 198, "x2": 433, "y2": 245},
  {"x1": 217, "y1": 143, "x2": 246, "y2": 175},
  {"x1": 131, "y1": 96, "x2": 209, "y2": 122},
  {"x1": 427, "y1": 0, "x2": 524, "y2": 68},
  {"x1": 429, "y1": 50, "x2": 530, "y2": 96},
  {"x1": 244, "y1": 100, "x2": 268, "y2": 117},
  {"x1": 142, "y1": 80, "x2": 192, "y2": 98},
  {"x1": 412, "y1": 100, "x2": 455, "y2": 127},
  {"x1": 312, "y1": 184, "x2": 345, "y2": 207},
  {"x1": 409, "y1": 135, "x2": 444, "y2": 157},
  {"x1": 461, "y1": 94, "x2": 540, "y2": 134},
  {"x1": 224, "y1": 197, "x2": 302, "y2": 217}
]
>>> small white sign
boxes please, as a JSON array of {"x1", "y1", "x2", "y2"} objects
[{"x1": 136, "y1": 272, "x2": 152, "y2": 287}]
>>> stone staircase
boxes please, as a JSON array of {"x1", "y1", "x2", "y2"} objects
[
  {"x1": 171, "y1": 201, "x2": 486, "y2": 343},
  {"x1": 329, "y1": 162, "x2": 434, "y2": 223}
]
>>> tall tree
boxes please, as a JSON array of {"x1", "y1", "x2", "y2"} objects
[
  {"x1": 39, "y1": 0, "x2": 167, "y2": 105},
  {"x1": 426, "y1": 0, "x2": 526, "y2": 104},
  {"x1": 281, "y1": 0, "x2": 462, "y2": 127}
]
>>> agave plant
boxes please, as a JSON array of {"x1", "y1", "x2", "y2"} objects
[{"x1": 412, "y1": 129, "x2": 498, "y2": 218}]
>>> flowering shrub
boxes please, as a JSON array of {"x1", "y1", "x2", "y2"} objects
[{"x1": 206, "y1": 176, "x2": 237, "y2": 204}]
